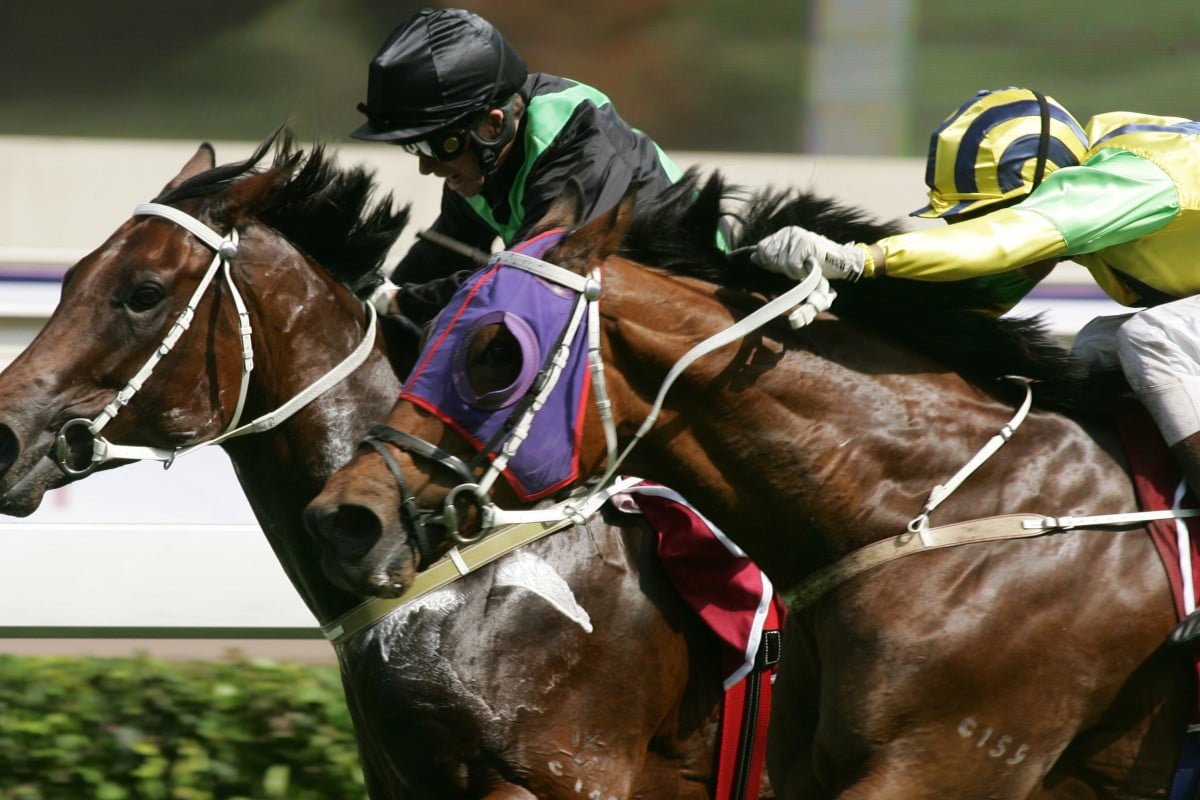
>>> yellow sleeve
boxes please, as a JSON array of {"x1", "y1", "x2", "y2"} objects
[{"x1": 870, "y1": 208, "x2": 1070, "y2": 280}]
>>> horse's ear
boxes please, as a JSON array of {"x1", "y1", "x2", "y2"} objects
[
  {"x1": 160, "y1": 143, "x2": 216, "y2": 193},
  {"x1": 529, "y1": 176, "x2": 586, "y2": 235},
  {"x1": 548, "y1": 189, "x2": 638, "y2": 274},
  {"x1": 214, "y1": 158, "x2": 298, "y2": 225}
]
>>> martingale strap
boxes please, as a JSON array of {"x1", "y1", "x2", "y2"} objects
[{"x1": 783, "y1": 514, "x2": 1055, "y2": 610}]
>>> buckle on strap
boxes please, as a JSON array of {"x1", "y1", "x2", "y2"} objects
[{"x1": 754, "y1": 628, "x2": 783, "y2": 671}]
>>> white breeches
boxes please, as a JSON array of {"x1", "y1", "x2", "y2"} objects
[{"x1": 1074, "y1": 297, "x2": 1200, "y2": 446}]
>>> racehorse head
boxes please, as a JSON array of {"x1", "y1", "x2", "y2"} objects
[
  {"x1": 0, "y1": 130, "x2": 409, "y2": 520},
  {"x1": 303, "y1": 177, "x2": 642, "y2": 596}
]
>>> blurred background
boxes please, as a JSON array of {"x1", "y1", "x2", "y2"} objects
[{"x1": 4, "y1": 0, "x2": 1199, "y2": 156}]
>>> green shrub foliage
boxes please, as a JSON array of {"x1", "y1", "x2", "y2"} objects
[{"x1": 0, "y1": 654, "x2": 366, "y2": 799}]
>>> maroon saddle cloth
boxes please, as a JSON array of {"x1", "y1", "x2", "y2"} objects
[{"x1": 1117, "y1": 401, "x2": 1200, "y2": 718}]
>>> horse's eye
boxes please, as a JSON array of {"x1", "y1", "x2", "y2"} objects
[
  {"x1": 467, "y1": 325, "x2": 523, "y2": 393},
  {"x1": 127, "y1": 281, "x2": 165, "y2": 313},
  {"x1": 451, "y1": 313, "x2": 539, "y2": 410}
]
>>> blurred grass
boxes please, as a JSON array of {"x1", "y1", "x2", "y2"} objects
[
  {"x1": 0, "y1": 653, "x2": 365, "y2": 799},
  {"x1": 2, "y1": 1, "x2": 1199, "y2": 155},
  {"x1": 914, "y1": 0, "x2": 1200, "y2": 152}
]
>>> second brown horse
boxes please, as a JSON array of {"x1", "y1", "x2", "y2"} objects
[{"x1": 307, "y1": 171, "x2": 1196, "y2": 798}]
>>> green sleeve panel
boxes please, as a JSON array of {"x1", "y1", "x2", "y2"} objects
[
  {"x1": 874, "y1": 148, "x2": 1180, "y2": 307},
  {"x1": 1018, "y1": 148, "x2": 1179, "y2": 255}
]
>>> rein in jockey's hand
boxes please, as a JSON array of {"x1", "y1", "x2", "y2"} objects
[
  {"x1": 786, "y1": 274, "x2": 836, "y2": 329},
  {"x1": 752, "y1": 226, "x2": 868, "y2": 282}
]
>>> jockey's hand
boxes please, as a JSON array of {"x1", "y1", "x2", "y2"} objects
[
  {"x1": 786, "y1": 274, "x2": 837, "y2": 329},
  {"x1": 366, "y1": 278, "x2": 401, "y2": 316},
  {"x1": 752, "y1": 226, "x2": 866, "y2": 282}
]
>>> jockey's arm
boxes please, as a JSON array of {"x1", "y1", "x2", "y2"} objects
[{"x1": 872, "y1": 148, "x2": 1178, "y2": 281}]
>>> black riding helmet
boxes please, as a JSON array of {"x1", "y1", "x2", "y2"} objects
[{"x1": 351, "y1": 8, "x2": 527, "y2": 152}]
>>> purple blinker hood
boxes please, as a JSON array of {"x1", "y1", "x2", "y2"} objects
[{"x1": 399, "y1": 230, "x2": 592, "y2": 501}]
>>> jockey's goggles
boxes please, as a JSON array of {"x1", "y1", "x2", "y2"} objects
[{"x1": 398, "y1": 124, "x2": 470, "y2": 161}]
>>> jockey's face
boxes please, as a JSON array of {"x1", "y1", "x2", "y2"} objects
[
  {"x1": 416, "y1": 148, "x2": 485, "y2": 198},
  {"x1": 408, "y1": 108, "x2": 511, "y2": 198}
]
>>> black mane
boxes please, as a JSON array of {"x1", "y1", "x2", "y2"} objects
[
  {"x1": 619, "y1": 169, "x2": 1118, "y2": 417},
  {"x1": 155, "y1": 129, "x2": 410, "y2": 293}
]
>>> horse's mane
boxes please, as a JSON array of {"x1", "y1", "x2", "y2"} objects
[
  {"x1": 154, "y1": 128, "x2": 422, "y2": 368},
  {"x1": 619, "y1": 169, "x2": 1120, "y2": 417},
  {"x1": 154, "y1": 128, "x2": 410, "y2": 294}
]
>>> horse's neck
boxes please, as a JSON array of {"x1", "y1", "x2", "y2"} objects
[{"x1": 224, "y1": 284, "x2": 404, "y2": 624}]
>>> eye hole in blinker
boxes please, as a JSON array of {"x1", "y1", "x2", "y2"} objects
[{"x1": 453, "y1": 311, "x2": 540, "y2": 410}]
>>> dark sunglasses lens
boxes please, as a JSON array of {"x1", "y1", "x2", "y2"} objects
[{"x1": 398, "y1": 129, "x2": 467, "y2": 161}]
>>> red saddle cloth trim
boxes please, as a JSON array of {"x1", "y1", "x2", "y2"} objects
[
  {"x1": 712, "y1": 600, "x2": 780, "y2": 800},
  {"x1": 1116, "y1": 402, "x2": 1200, "y2": 721},
  {"x1": 616, "y1": 481, "x2": 784, "y2": 687},
  {"x1": 610, "y1": 480, "x2": 783, "y2": 799}
]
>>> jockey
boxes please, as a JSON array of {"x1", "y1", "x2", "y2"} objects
[
  {"x1": 352, "y1": 7, "x2": 682, "y2": 324},
  {"x1": 752, "y1": 87, "x2": 1200, "y2": 648}
]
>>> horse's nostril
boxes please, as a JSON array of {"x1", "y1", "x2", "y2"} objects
[
  {"x1": 0, "y1": 423, "x2": 19, "y2": 477},
  {"x1": 308, "y1": 503, "x2": 383, "y2": 556}
]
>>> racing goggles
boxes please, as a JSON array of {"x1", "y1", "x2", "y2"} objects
[{"x1": 399, "y1": 125, "x2": 469, "y2": 161}]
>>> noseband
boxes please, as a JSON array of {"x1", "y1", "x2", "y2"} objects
[
  {"x1": 360, "y1": 423, "x2": 480, "y2": 566},
  {"x1": 54, "y1": 202, "x2": 378, "y2": 476}
]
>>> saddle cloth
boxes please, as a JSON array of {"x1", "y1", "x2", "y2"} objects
[
  {"x1": 1118, "y1": 403, "x2": 1200, "y2": 629},
  {"x1": 609, "y1": 479, "x2": 786, "y2": 690}
]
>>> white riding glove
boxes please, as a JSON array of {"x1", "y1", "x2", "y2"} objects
[
  {"x1": 752, "y1": 226, "x2": 866, "y2": 282},
  {"x1": 366, "y1": 278, "x2": 401, "y2": 316}
]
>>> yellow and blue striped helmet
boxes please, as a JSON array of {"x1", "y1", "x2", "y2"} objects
[{"x1": 913, "y1": 88, "x2": 1089, "y2": 219}]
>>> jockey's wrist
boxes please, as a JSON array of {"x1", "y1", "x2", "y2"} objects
[{"x1": 865, "y1": 243, "x2": 886, "y2": 278}]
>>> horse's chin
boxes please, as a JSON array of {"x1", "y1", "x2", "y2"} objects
[
  {"x1": 0, "y1": 457, "x2": 65, "y2": 517},
  {"x1": 0, "y1": 494, "x2": 42, "y2": 517},
  {"x1": 321, "y1": 553, "x2": 418, "y2": 600}
]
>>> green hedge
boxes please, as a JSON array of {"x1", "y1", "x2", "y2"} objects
[{"x1": 0, "y1": 654, "x2": 366, "y2": 800}]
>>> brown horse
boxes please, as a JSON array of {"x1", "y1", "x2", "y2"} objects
[
  {"x1": 0, "y1": 137, "x2": 764, "y2": 799},
  {"x1": 306, "y1": 170, "x2": 1197, "y2": 798}
]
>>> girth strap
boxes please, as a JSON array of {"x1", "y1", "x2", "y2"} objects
[{"x1": 784, "y1": 513, "x2": 1063, "y2": 611}]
